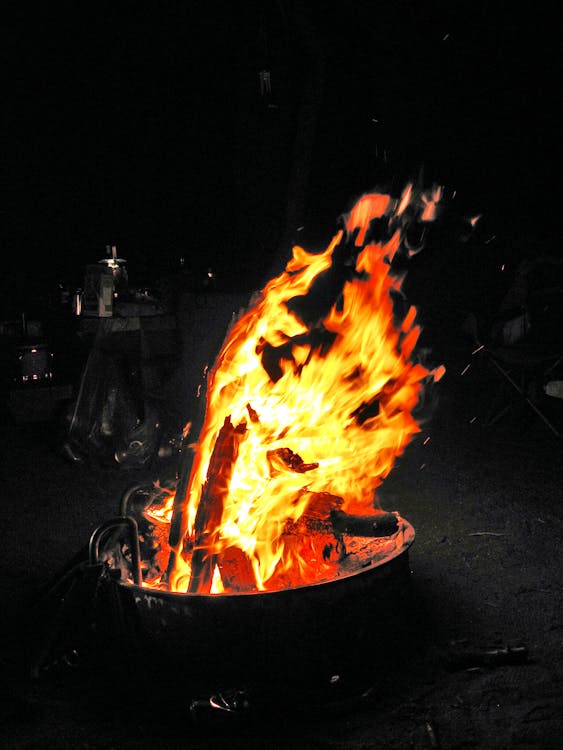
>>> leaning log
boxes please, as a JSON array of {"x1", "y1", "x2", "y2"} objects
[
  {"x1": 164, "y1": 424, "x2": 196, "y2": 582},
  {"x1": 187, "y1": 416, "x2": 247, "y2": 593}
]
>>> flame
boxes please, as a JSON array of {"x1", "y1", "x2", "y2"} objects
[
  {"x1": 152, "y1": 185, "x2": 444, "y2": 593},
  {"x1": 420, "y1": 185, "x2": 442, "y2": 222}
]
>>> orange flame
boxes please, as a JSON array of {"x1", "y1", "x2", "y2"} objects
[{"x1": 155, "y1": 185, "x2": 444, "y2": 593}]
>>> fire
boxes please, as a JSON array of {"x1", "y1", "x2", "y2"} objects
[{"x1": 144, "y1": 184, "x2": 444, "y2": 594}]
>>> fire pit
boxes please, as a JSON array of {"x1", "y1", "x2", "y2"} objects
[
  {"x1": 40, "y1": 184, "x2": 444, "y2": 710},
  {"x1": 89, "y1": 507, "x2": 415, "y2": 706}
]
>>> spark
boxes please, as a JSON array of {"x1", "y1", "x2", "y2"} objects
[
  {"x1": 423, "y1": 436, "x2": 431, "y2": 445},
  {"x1": 461, "y1": 364, "x2": 471, "y2": 376},
  {"x1": 471, "y1": 345, "x2": 484, "y2": 355}
]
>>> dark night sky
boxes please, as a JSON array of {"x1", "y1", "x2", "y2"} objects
[{"x1": 3, "y1": 2, "x2": 560, "y2": 308}]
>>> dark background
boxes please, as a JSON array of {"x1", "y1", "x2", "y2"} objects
[
  {"x1": 2, "y1": 5, "x2": 563, "y2": 747},
  {"x1": 4, "y1": 1, "x2": 560, "y2": 313}
]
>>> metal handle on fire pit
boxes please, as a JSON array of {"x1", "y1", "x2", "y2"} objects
[
  {"x1": 120, "y1": 482, "x2": 157, "y2": 517},
  {"x1": 88, "y1": 516, "x2": 142, "y2": 586}
]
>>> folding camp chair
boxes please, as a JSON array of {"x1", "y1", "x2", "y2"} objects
[{"x1": 463, "y1": 256, "x2": 563, "y2": 436}]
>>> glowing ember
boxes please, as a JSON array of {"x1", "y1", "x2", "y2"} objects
[{"x1": 140, "y1": 184, "x2": 445, "y2": 594}]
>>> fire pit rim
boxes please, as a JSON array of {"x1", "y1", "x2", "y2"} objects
[{"x1": 118, "y1": 518, "x2": 415, "y2": 600}]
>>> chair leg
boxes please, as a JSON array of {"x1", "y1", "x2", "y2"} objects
[
  {"x1": 486, "y1": 357, "x2": 561, "y2": 436},
  {"x1": 486, "y1": 399, "x2": 513, "y2": 427}
]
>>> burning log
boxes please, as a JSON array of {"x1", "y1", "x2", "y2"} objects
[
  {"x1": 164, "y1": 425, "x2": 196, "y2": 581},
  {"x1": 330, "y1": 510, "x2": 399, "y2": 538},
  {"x1": 278, "y1": 492, "x2": 345, "y2": 576},
  {"x1": 187, "y1": 416, "x2": 247, "y2": 593},
  {"x1": 217, "y1": 546, "x2": 257, "y2": 593},
  {"x1": 282, "y1": 495, "x2": 398, "y2": 540},
  {"x1": 246, "y1": 402, "x2": 260, "y2": 423},
  {"x1": 280, "y1": 498, "x2": 400, "y2": 577},
  {"x1": 281, "y1": 492, "x2": 342, "y2": 537},
  {"x1": 267, "y1": 447, "x2": 319, "y2": 474}
]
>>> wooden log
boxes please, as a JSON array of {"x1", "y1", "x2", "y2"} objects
[
  {"x1": 246, "y1": 403, "x2": 260, "y2": 423},
  {"x1": 283, "y1": 514, "x2": 332, "y2": 537},
  {"x1": 187, "y1": 416, "x2": 247, "y2": 593},
  {"x1": 281, "y1": 503, "x2": 398, "y2": 573},
  {"x1": 305, "y1": 491, "x2": 344, "y2": 518},
  {"x1": 329, "y1": 510, "x2": 399, "y2": 537},
  {"x1": 279, "y1": 492, "x2": 344, "y2": 572},
  {"x1": 267, "y1": 447, "x2": 319, "y2": 475},
  {"x1": 282, "y1": 492, "x2": 343, "y2": 537},
  {"x1": 164, "y1": 424, "x2": 196, "y2": 581},
  {"x1": 217, "y1": 545, "x2": 258, "y2": 593}
]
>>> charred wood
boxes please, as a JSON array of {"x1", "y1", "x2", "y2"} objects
[
  {"x1": 246, "y1": 403, "x2": 260, "y2": 423},
  {"x1": 330, "y1": 510, "x2": 399, "y2": 537},
  {"x1": 267, "y1": 447, "x2": 319, "y2": 474},
  {"x1": 187, "y1": 416, "x2": 247, "y2": 594},
  {"x1": 282, "y1": 492, "x2": 343, "y2": 536},
  {"x1": 164, "y1": 426, "x2": 196, "y2": 581},
  {"x1": 218, "y1": 546, "x2": 258, "y2": 593}
]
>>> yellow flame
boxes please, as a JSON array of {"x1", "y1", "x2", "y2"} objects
[{"x1": 161, "y1": 185, "x2": 444, "y2": 592}]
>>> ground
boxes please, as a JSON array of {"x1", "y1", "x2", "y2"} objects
[{"x1": 1, "y1": 308, "x2": 562, "y2": 750}]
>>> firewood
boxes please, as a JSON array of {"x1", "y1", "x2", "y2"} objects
[
  {"x1": 246, "y1": 403, "x2": 260, "y2": 423},
  {"x1": 164, "y1": 425, "x2": 195, "y2": 581},
  {"x1": 329, "y1": 510, "x2": 399, "y2": 537},
  {"x1": 217, "y1": 545, "x2": 257, "y2": 593},
  {"x1": 304, "y1": 491, "x2": 343, "y2": 518},
  {"x1": 283, "y1": 514, "x2": 333, "y2": 537},
  {"x1": 187, "y1": 416, "x2": 247, "y2": 593},
  {"x1": 267, "y1": 447, "x2": 319, "y2": 474},
  {"x1": 278, "y1": 492, "x2": 344, "y2": 574},
  {"x1": 282, "y1": 492, "x2": 343, "y2": 536}
]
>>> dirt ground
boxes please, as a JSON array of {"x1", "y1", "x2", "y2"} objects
[{"x1": 1, "y1": 309, "x2": 562, "y2": 750}]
